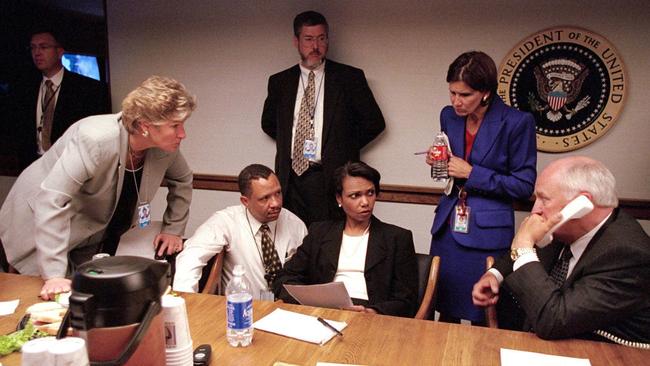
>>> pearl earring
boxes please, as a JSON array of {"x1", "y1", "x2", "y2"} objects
[
  {"x1": 338, "y1": 203, "x2": 342, "y2": 207},
  {"x1": 142, "y1": 130, "x2": 149, "y2": 137}
]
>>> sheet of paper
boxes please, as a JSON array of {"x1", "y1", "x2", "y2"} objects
[
  {"x1": 254, "y1": 308, "x2": 347, "y2": 345},
  {"x1": 501, "y1": 348, "x2": 591, "y2": 366},
  {"x1": 283, "y1": 282, "x2": 353, "y2": 309},
  {"x1": 0, "y1": 299, "x2": 19, "y2": 316},
  {"x1": 115, "y1": 220, "x2": 163, "y2": 259}
]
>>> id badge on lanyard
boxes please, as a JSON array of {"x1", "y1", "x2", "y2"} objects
[
  {"x1": 453, "y1": 187, "x2": 470, "y2": 233},
  {"x1": 137, "y1": 202, "x2": 151, "y2": 228},
  {"x1": 303, "y1": 138, "x2": 318, "y2": 161}
]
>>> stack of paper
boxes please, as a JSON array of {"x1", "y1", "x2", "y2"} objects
[
  {"x1": 501, "y1": 348, "x2": 591, "y2": 365},
  {"x1": 254, "y1": 308, "x2": 347, "y2": 345}
]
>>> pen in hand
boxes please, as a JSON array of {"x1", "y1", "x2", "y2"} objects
[{"x1": 317, "y1": 317, "x2": 343, "y2": 337}]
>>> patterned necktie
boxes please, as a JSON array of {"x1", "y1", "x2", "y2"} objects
[
  {"x1": 260, "y1": 224, "x2": 282, "y2": 287},
  {"x1": 549, "y1": 244, "x2": 573, "y2": 287},
  {"x1": 291, "y1": 71, "x2": 316, "y2": 176},
  {"x1": 41, "y1": 80, "x2": 56, "y2": 151}
]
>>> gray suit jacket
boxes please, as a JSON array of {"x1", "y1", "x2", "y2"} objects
[
  {"x1": 495, "y1": 209, "x2": 650, "y2": 342},
  {"x1": 0, "y1": 113, "x2": 193, "y2": 278}
]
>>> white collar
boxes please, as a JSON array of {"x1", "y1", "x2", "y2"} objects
[
  {"x1": 243, "y1": 206, "x2": 277, "y2": 235},
  {"x1": 299, "y1": 59, "x2": 326, "y2": 77},
  {"x1": 42, "y1": 67, "x2": 65, "y2": 87},
  {"x1": 568, "y1": 212, "x2": 612, "y2": 262}
]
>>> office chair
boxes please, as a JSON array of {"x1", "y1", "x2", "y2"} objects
[
  {"x1": 200, "y1": 250, "x2": 226, "y2": 295},
  {"x1": 415, "y1": 253, "x2": 440, "y2": 320},
  {"x1": 485, "y1": 255, "x2": 499, "y2": 328}
]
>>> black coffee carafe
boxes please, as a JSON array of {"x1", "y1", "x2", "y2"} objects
[{"x1": 68, "y1": 256, "x2": 170, "y2": 366}]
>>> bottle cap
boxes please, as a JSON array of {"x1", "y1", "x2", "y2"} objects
[{"x1": 233, "y1": 264, "x2": 245, "y2": 276}]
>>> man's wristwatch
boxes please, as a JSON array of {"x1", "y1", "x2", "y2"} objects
[{"x1": 510, "y1": 247, "x2": 536, "y2": 261}]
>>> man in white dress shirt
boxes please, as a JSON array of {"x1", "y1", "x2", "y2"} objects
[{"x1": 173, "y1": 164, "x2": 307, "y2": 298}]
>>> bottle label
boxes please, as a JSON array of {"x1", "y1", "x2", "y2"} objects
[
  {"x1": 432, "y1": 145, "x2": 448, "y2": 160},
  {"x1": 227, "y1": 297, "x2": 253, "y2": 330}
]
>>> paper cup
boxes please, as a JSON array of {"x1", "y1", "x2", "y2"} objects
[
  {"x1": 161, "y1": 295, "x2": 192, "y2": 349},
  {"x1": 165, "y1": 341, "x2": 193, "y2": 366},
  {"x1": 21, "y1": 337, "x2": 56, "y2": 366},
  {"x1": 48, "y1": 337, "x2": 89, "y2": 366}
]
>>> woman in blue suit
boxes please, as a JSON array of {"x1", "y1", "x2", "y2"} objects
[{"x1": 426, "y1": 51, "x2": 537, "y2": 323}]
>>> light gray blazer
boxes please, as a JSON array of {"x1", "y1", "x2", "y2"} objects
[{"x1": 0, "y1": 113, "x2": 193, "y2": 278}]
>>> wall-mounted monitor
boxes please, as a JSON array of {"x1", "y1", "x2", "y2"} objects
[{"x1": 62, "y1": 53, "x2": 101, "y2": 81}]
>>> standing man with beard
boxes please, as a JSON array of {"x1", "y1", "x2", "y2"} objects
[
  {"x1": 261, "y1": 10, "x2": 385, "y2": 226},
  {"x1": 173, "y1": 164, "x2": 307, "y2": 298}
]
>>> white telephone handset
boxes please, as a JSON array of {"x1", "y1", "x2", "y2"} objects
[{"x1": 537, "y1": 195, "x2": 594, "y2": 247}]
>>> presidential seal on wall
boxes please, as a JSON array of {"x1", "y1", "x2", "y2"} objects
[{"x1": 498, "y1": 27, "x2": 626, "y2": 152}]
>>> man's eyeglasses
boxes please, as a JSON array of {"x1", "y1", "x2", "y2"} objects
[
  {"x1": 28, "y1": 44, "x2": 60, "y2": 52},
  {"x1": 301, "y1": 36, "x2": 328, "y2": 45}
]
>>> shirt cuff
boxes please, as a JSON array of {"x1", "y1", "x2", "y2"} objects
[
  {"x1": 513, "y1": 252, "x2": 540, "y2": 271},
  {"x1": 488, "y1": 268, "x2": 504, "y2": 285}
]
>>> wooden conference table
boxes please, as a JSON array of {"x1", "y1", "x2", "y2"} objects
[{"x1": 0, "y1": 272, "x2": 647, "y2": 365}]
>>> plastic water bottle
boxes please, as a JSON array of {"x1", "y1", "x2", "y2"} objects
[
  {"x1": 226, "y1": 264, "x2": 253, "y2": 347},
  {"x1": 430, "y1": 131, "x2": 449, "y2": 182}
]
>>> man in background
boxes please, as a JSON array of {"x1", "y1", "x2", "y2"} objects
[
  {"x1": 10, "y1": 28, "x2": 109, "y2": 169},
  {"x1": 472, "y1": 156, "x2": 650, "y2": 344},
  {"x1": 261, "y1": 10, "x2": 385, "y2": 226},
  {"x1": 173, "y1": 164, "x2": 307, "y2": 298}
]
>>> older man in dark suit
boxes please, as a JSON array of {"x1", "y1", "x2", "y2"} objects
[
  {"x1": 261, "y1": 11, "x2": 385, "y2": 226},
  {"x1": 11, "y1": 29, "x2": 109, "y2": 169},
  {"x1": 472, "y1": 156, "x2": 650, "y2": 345}
]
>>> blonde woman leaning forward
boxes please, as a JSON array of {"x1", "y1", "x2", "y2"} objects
[{"x1": 0, "y1": 76, "x2": 195, "y2": 300}]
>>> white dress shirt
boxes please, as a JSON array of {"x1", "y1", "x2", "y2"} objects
[
  {"x1": 173, "y1": 205, "x2": 308, "y2": 298},
  {"x1": 291, "y1": 61, "x2": 325, "y2": 162},
  {"x1": 36, "y1": 67, "x2": 64, "y2": 155}
]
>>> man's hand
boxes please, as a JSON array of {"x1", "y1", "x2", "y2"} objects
[
  {"x1": 512, "y1": 212, "x2": 562, "y2": 249},
  {"x1": 40, "y1": 277, "x2": 71, "y2": 300},
  {"x1": 153, "y1": 233, "x2": 183, "y2": 257},
  {"x1": 472, "y1": 272, "x2": 500, "y2": 307}
]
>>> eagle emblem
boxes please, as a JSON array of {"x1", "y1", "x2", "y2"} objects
[{"x1": 528, "y1": 59, "x2": 590, "y2": 122}]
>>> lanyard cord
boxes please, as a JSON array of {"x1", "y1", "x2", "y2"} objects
[{"x1": 128, "y1": 145, "x2": 147, "y2": 204}]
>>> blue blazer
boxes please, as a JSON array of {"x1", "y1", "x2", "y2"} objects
[{"x1": 431, "y1": 97, "x2": 537, "y2": 250}]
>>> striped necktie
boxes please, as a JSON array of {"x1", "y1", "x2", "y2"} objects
[{"x1": 41, "y1": 79, "x2": 56, "y2": 151}]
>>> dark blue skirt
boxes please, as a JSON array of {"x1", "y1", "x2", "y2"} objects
[{"x1": 430, "y1": 222, "x2": 508, "y2": 322}]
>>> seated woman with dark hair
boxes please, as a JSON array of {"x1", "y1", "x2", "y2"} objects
[{"x1": 273, "y1": 161, "x2": 418, "y2": 317}]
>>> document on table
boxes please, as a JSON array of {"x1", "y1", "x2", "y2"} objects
[
  {"x1": 0, "y1": 299, "x2": 19, "y2": 316},
  {"x1": 283, "y1": 282, "x2": 353, "y2": 309},
  {"x1": 501, "y1": 348, "x2": 591, "y2": 366},
  {"x1": 115, "y1": 221, "x2": 163, "y2": 259},
  {"x1": 254, "y1": 308, "x2": 347, "y2": 345}
]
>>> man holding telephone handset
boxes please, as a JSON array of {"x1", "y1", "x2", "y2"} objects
[{"x1": 472, "y1": 156, "x2": 650, "y2": 346}]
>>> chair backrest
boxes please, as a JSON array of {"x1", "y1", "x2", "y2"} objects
[
  {"x1": 485, "y1": 255, "x2": 499, "y2": 328},
  {"x1": 199, "y1": 250, "x2": 226, "y2": 295},
  {"x1": 415, "y1": 253, "x2": 440, "y2": 320}
]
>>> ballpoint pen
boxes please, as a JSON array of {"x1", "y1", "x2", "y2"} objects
[{"x1": 317, "y1": 317, "x2": 343, "y2": 336}]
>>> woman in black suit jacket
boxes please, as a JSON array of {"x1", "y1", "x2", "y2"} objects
[{"x1": 274, "y1": 161, "x2": 418, "y2": 317}]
